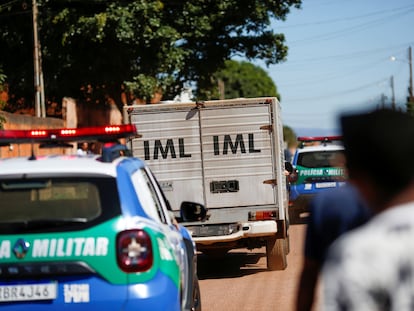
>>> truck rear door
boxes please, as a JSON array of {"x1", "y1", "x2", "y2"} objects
[
  {"x1": 200, "y1": 103, "x2": 276, "y2": 207},
  {"x1": 127, "y1": 98, "x2": 283, "y2": 213},
  {"x1": 129, "y1": 107, "x2": 205, "y2": 209}
]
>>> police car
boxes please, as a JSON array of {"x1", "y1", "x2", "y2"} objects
[
  {"x1": 0, "y1": 125, "x2": 205, "y2": 311},
  {"x1": 288, "y1": 136, "x2": 346, "y2": 223}
]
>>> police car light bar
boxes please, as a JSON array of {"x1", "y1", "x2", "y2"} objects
[
  {"x1": 297, "y1": 135, "x2": 342, "y2": 143},
  {"x1": 0, "y1": 124, "x2": 139, "y2": 145}
]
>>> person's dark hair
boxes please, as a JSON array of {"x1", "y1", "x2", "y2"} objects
[{"x1": 340, "y1": 108, "x2": 414, "y2": 199}]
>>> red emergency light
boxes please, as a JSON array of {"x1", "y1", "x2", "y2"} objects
[
  {"x1": 0, "y1": 124, "x2": 139, "y2": 146},
  {"x1": 297, "y1": 135, "x2": 342, "y2": 143}
]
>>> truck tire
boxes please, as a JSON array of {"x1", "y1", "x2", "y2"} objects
[
  {"x1": 266, "y1": 236, "x2": 287, "y2": 271},
  {"x1": 285, "y1": 215, "x2": 291, "y2": 254},
  {"x1": 285, "y1": 234, "x2": 290, "y2": 255}
]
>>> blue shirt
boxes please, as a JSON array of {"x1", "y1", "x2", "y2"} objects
[{"x1": 304, "y1": 183, "x2": 371, "y2": 263}]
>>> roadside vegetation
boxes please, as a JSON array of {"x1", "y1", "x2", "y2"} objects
[{"x1": 0, "y1": 0, "x2": 301, "y2": 109}]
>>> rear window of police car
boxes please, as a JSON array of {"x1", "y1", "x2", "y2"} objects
[
  {"x1": 297, "y1": 150, "x2": 343, "y2": 168},
  {"x1": 0, "y1": 177, "x2": 120, "y2": 233}
]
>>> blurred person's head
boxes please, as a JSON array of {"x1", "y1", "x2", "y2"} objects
[{"x1": 340, "y1": 108, "x2": 414, "y2": 212}]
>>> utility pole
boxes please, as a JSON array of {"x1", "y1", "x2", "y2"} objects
[
  {"x1": 32, "y1": 0, "x2": 46, "y2": 117},
  {"x1": 406, "y1": 46, "x2": 414, "y2": 115},
  {"x1": 390, "y1": 75, "x2": 396, "y2": 109},
  {"x1": 409, "y1": 46, "x2": 413, "y2": 101},
  {"x1": 218, "y1": 79, "x2": 225, "y2": 100}
]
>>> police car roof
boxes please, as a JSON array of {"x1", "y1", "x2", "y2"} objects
[
  {"x1": 297, "y1": 143, "x2": 344, "y2": 153},
  {"x1": 0, "y1": 154, "x2": 146, "y2": 177}
]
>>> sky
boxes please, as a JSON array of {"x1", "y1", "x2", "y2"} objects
[{"x1": 258, "y1": 0, "x2": 414, "y2": 136}]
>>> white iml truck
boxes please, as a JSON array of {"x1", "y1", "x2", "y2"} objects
[{"x1": 123, "y1": 97, "x2": 290, "y2": 270}]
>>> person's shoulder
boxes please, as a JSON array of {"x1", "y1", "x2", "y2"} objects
[
  {"x1": 311, "y1": 184, "x2": 359, "y2": 206},
  {"x1": 309, "y1": 183, "x2": 370, "y2": 224},
  {"x1": 328, "y1": 183, "x2": 358, "y2": 195}
]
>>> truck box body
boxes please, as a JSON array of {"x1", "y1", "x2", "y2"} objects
[{"x1": 124, "y1": 97, "x2": 289, "y2": 270}]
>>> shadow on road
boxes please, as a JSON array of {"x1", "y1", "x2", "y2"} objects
[{"x1": 197, "y1": 250, "x2": 267, "y2": 279}]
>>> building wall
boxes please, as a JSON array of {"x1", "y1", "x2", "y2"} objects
[
  {"x1": 0, "y1": 111, "x2": 66, "y2": 158},
  {"x1": 0, "y1": 97, "x2": 116, "y2": 158}
]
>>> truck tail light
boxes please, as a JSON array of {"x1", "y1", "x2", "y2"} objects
[
  {"x1": 249, "y1": 210, "x2": 277, "y2": 221},
  {"x1": 116, "y1": 229, "x2": 153, "y2": 273}
]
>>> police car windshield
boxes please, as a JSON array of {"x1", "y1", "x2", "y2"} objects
[
  {"x1": 297, "y1": 150, "x2": 343, "y2": 168},
  {"x1": 0, "y1": 177, "x2": 120, "y2": 232}
]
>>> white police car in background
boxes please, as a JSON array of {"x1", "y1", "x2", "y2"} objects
[{"x1": 0, "y1": 124, "x2": 205, "y2": 311}]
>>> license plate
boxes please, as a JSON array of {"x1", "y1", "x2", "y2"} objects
[
  {"x1": 0, "y1": 283, "x2": 57, "y2": 302},
  {"x1": 315, "y1": 182, "x2": 336, "y2": 188}
]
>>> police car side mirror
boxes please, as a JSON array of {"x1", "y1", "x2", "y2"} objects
[{"x1": 180, "y1": 201, "x2": 207, "y2": 222}]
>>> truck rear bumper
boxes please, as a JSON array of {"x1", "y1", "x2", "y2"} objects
[{"x1": 187, "y1": 220, "x2": 278, "y2": 245}]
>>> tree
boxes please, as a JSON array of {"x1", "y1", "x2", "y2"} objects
[
  {"x1": 0, "y1": 0, "x2": 301, "y2": 110},
  {"x1": 407, "y1": 97, "x2": 414, "y2": 116},
  {"x1": 0, "y1": 66, "x2": 6, "y2": 128},
  {"x1": 199, "y1": 60, "x2": 280, "y2": 100},
  {"x1": 0, "y1": 67, "x2": 5, "y2": 106}
]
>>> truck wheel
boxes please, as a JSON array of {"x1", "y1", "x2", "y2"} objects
[
  {"x1": 285, "y1": 234, "x2": 290, "y2": 254},
  {"x1": 266, "y1": 236, "x2": 287, "y2": 271}
]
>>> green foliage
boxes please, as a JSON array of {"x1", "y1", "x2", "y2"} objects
[
  {"x1": 0, "y1": 0, "x2": 301, "y2": 108},
  {"x1": 407, "y1": 99, "x2": 414, "y2": 117},
  {"x1": 124, "y1": 74, "x2": 173, "y2": 102},
  {"x1": 198, "y1": 60, "x2": 279, "y2": 100},
  {"x1": 0, "y1": 67, "x2": 5, "y2": 109},
  {"x1": 0, "y1": 67, "x2": 5, "y2": 128}
]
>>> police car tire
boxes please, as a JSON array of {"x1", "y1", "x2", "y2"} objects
[{"x1": 266, "y1": 236, "x2": 287, "y2": 271}]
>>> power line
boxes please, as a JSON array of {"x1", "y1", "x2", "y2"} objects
[
  {"x1": 275, "y1": 57, "x2": 387, "y2": 87},
  {"x1": 280, "y1": 41, "x2": 414, "y2": 66},
  {"x1": 289, "y1": 8, "x2": 414, "y2": 45},
  {"x1": 280, "y1": 77, "x2": 389, "y2": 104},
  {"x1": 276, "y1": 4, "x2": 414, "y2": 29},
  {"x1": 269, "y1": 43, "x2": 414, "y2": 88}
]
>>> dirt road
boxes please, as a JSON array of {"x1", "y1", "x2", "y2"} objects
[{"x1": 197, "y1": 224, "x2": 319, "y2": 311}]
